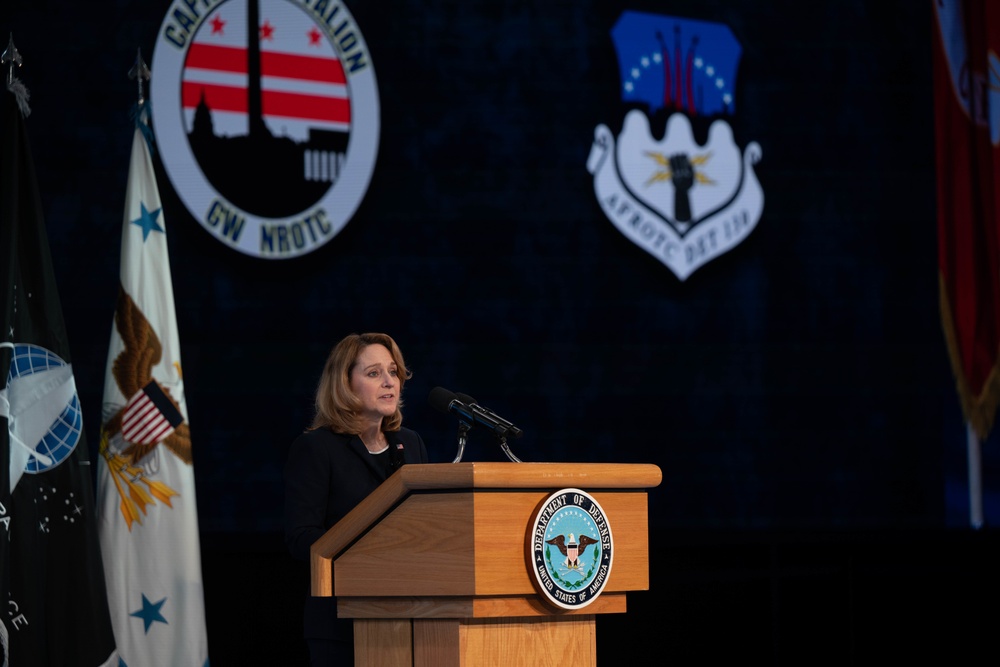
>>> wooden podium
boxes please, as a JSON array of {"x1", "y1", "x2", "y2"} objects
[{"x1": 310, "y1": 462, "x2": 662, "y2": 666}]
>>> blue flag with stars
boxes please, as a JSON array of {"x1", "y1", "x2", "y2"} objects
[
  {"x1": 95, "y1": 103, "x2": 209, "y2": 666},
  {"x1": 1, "y1": 81, "x2": 118, "y2": 665}
]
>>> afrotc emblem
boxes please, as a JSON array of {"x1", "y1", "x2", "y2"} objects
[{"x1": 588, "y1": 11, "x2": 764, "y2": 281}]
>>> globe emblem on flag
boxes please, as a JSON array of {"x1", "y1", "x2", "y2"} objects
[
  {"x1": 152, "y1": 0, "x2": 381, "y2": 259},
  {"x1": 1, "y1": 343, "x2": 83, "y2": 474}
]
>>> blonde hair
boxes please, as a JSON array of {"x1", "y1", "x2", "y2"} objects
[{"x1": 311, "y1": 332, "x2": 412, "y2": 434}]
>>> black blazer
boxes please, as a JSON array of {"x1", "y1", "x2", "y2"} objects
[{"x1": 283, "y1": 426, "x2": 429, "y2": 640}]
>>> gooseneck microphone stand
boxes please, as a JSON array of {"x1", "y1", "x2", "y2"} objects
[
  {"x1": 452, "y1": 421, "x2": 471, "y2": 463},
  {"x1": 499, "y1": 434, "x2": 522, "y2": 463},
  {"x1": 451, "y1": 423, "x2": 523, "y2": 463}
]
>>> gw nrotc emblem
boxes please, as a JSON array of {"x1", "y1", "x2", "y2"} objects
[
  {"x1": 151, "y1": 0, "x2": 380, "y2": 259},
  {"x1": 587, "y1": 11, "x2": 764, "y2": 280},
  {"x1": 528, "y1": 488, "x2": 614, "y2": 610}
]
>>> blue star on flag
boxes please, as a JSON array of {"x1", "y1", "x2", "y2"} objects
[
  {"x1": 131, "y1": 202, "x2": 164, "y2": 241},
  {"x1": 130, "y1": 593, "x2": 169, "y2": 633}
]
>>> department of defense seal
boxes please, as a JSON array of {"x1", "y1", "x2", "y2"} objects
[
  {"x1": 151, "y1": 0, "x2": 380, "y2": 259},
  {"x1": 528, "y1": 488, "x2": 614, "y2": 610}
]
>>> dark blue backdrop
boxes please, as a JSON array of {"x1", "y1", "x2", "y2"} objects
[
  {"x1": 3, "y1": 1, "x2": 999, "y2": 662},
  {"x1": 4, "y1": 0, "x2": 984, "y2": 531}
]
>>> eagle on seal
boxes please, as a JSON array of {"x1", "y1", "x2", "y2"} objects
[{"x1": 546, "y1": 533, "x2": 599, "y2": 569}]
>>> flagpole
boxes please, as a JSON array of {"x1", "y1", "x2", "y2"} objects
[{"x1": 967, "y1": 423, "x2": 983, "y2": 529}]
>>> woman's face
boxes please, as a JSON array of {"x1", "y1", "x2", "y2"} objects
[{"x1": 348, "y1": 344, "x2": 399, "y2": 423}]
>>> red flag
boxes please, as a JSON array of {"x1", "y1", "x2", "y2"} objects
[{"x1": 934, "y1": 0, "x2": 1000, "y2": 439}]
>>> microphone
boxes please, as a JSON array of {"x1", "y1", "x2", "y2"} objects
[
  {"x1": 455, "y1": 392, "x2": 524, "y2": 440},
  {"x1": 428, "y1": 387, "x2": 523, "y2": 440}
]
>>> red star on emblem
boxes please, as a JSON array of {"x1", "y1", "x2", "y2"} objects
[
  {"x1": 260, "y1": 20, "x2": 275, "y2": 41},
  {"x1": 210, "y1": 15, "x2": 225, "y2": 35},
  {"x1": 308, "y1": 27, "x2": 322, "y2": 46}
]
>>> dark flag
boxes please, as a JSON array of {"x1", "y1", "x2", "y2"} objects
[{"x1": 1, "y1": 80, "x2": 117, "y2": 663}]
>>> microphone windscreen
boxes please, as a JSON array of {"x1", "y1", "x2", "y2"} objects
[
  {"x1": 428, "y1": 386, "x2": 458, "y2": 413},
  {"x1": 455, "y1": 392, "x2": 477, "y2": 405}
]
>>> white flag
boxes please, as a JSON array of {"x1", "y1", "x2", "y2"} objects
[{"x1": 96, "y1": 106, "x2": 209, "y2": 666}]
